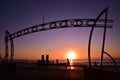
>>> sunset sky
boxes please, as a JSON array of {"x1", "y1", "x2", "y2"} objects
[{"x1": 0, "y1": 0, "x2": 120, "y2": 60}]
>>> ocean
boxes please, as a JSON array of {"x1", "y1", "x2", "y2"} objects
[{"x1": 58, "y1": 59, "x2": 120, "y2": 66}]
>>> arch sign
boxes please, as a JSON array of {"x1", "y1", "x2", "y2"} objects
[{"x1": 3, "y1": 7, "x2": 118, "y2": 70}]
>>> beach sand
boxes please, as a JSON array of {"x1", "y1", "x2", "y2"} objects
[
  {"x1": 0, "y1": 64, "x2": 120, "y2": 80},
  {"x1": 0, "y1": 65, "x2": 83, "y2": 80}
]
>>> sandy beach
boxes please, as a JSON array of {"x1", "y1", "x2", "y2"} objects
[
  {"x1": 0, "y1": 65, "x2": 84, "y2": 80},
  {"x1": 1, "y1": 63, "x2": 120, "y2": 80}
]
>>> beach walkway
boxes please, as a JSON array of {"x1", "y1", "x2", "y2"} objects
[{"x1": 0, "y1": 64, "x2": 120, "y2": 80}]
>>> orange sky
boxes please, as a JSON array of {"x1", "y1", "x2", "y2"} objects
[{"x1": 0, "y1": 0, "x2": 120, "y2": 60}]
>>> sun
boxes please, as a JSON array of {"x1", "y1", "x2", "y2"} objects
[{"x1": 66, "y1": 51, "x2": 76, "y2": 60}]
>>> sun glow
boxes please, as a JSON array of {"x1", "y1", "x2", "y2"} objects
[{"x1": 66, "y1": 51, "x2": 76, "y2": 60}]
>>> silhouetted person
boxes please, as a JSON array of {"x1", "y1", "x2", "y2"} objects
[
  {"x1": 67, "y1": 58, "x2": 70, "y2": 66},
  {"x1": 56, "y1": 59, "x2": 59, "y2": 69},
  {"x1": 0, "y1": 55, "x2": 1, "y2": 60},
  {"x1": 56, "y1": 59, "x2": 59, "y2": 65}
]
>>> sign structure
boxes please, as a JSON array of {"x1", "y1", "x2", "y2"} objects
[{"x1": 3, "y1": 7, "x2": 118, "y2": 71}]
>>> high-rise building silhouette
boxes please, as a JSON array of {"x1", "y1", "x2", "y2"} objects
[
  {"x1": 41, "y1": 55, "x2": 44, "y2": 61},
  {"x1": 46, "y1": 55, "x2": 49, "y2": 64}
]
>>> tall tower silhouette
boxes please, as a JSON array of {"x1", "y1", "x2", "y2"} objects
[
  {"x1": 46, "y1": 55, "x2": 49, "y2": 64},
  {"x1": 41, "y1": 55, "x2": 44, "y2": 61}
]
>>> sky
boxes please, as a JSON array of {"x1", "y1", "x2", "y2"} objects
[{"x1": 0, "y1": 0, "x2": 120, "y2": 60}]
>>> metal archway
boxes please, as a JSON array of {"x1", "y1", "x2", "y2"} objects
[
  {"x1": 88, "y1": 7, "x2": 108, "y2": 67},
  {"x1": 4, "y1": 7, "x2": 117, "y2": 70},
  {"x1": 4, "y1": 31, "x2": 14, "y2": 63}
]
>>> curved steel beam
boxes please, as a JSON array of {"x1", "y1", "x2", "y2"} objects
[
  {"x1": 100, "y1": 7, "x2": 108, "y2": 69},
  {"x1": 104, "y1": 51, "x2": 118, "y2": 72},
  {"x1": 4, "y1": 30, "x2": 14, "y2": 62},
  {"x1": 5, "y1": 19, "x2": 112, "y2": 41},
  {"x1": 88, "y1": 7, "x2": 109, "y2": 67},
  {"x1": 3, "y1": 31, "x2": 9, "y2": 62}
]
